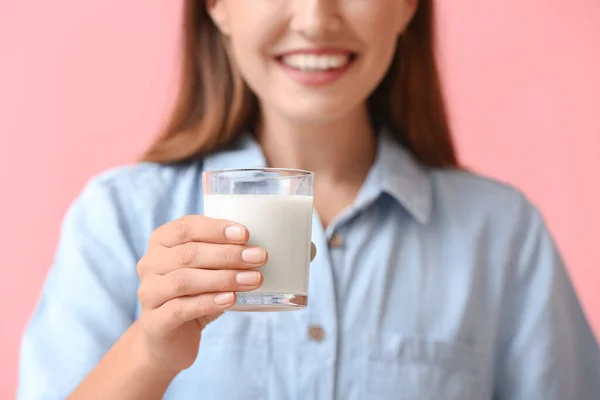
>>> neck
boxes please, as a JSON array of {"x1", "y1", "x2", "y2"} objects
[{"x1": 256, "y1": 106, "x2": 377, "y2": 184}]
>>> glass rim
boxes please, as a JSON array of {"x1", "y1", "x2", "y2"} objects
[{"x1": 202, "y1": 167, "x2": 314, "y2": 178}]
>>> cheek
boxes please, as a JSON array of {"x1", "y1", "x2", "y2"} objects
[
  {"x1": 225, "y1": 15, "x2": 285, "y2": 88},
  {"x1": 357, "y1": 23, "x2": 400, "y2": 72},
  {"x1": 226, "y1": 30, "x2": 276, "y2": 99},
  {"x1": 226, "y1": 20, "x2": 278, "y2": 69},
  {"x1": 351, "y1": 1, "x2": 410, "y2": 38},
  {"x1": 225, "y1": 3, "x2": 286, "y2": 50},
  {"x1": 353, "y1": 9, "x2": 404, "y2": 69}
]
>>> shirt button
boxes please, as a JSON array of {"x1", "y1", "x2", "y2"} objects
[
  {"x1": 328, "y1": 233, "x2": 344, "y2": 248},
  {"x1": 308, "y1": 325, "x2": 326, "y2": 342}
]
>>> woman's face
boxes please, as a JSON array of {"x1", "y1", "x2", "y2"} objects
[{"x1": 208, "y1": 0, "x2": 417, "y2": 124}]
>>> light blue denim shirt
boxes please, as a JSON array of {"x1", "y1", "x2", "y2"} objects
[{"x1": 18, "y1": 129, "x2": 600, "y2": 399}]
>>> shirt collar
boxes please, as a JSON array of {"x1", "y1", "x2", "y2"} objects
[
  {"x1": 367, "y1": 126, "x2": 432, "y2": 224},
  {"x1": 202, "y1": 127, "x2": 432, "y2": 224}
]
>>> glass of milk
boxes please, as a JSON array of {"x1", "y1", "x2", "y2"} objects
[{"x1": 202, "y1": 168, "x2": 315, "y2": 312}]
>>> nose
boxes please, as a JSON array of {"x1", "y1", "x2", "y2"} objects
[{"x1": 290, "y1": 0, "x2": 342, "y2": 39}]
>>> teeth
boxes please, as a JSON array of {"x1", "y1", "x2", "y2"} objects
[{"x1": 281, "y1": 54, "x2": 350, "y2": 71}]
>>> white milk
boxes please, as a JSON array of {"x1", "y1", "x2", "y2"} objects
[{"x1": 203, "y1": 194, "x2": 314, "y2": 295}]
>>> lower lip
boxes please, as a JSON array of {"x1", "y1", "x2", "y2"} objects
[{"x1": 277, "y1": 59, "x2": 353, "y2": 87}]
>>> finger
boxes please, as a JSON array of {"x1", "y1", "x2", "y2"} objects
[
  {"x1": 146, "y1": 292, "x2": 237, "y2": 336},
  {"x1": 310, "y1": 242, "x2": 317, "y2": 262},
  {"x1": 138, "y1": 242, "x2": 268, "y2": 276},
  {"x1": 150, "y1": 215, "x2": 249, "y2": 248},
  {"x1": 138, "y1": 268, "x2": 263, "y2": 310}
]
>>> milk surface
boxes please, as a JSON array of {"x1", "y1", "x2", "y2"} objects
[{"x1": 203, "y1": 194, "x2": 314, "y2": 295}]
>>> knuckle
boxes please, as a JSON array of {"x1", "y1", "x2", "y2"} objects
[
  {"x1": 137, "y1": 284, "x2": 148, "y2": 306},
  {"x1": 178, "y1": 243, "x2": 198, "y2": 266},
  {"x1": 170, "y1": 270, "x2": 192, "y2": 295},
  {"x1": 149, "y1": 223, "x2": 168, "y2": 246},
  {"x1": 218, "y1": 245, "x2": 238, "y2": 265},
  {"x1": 136, "y1": 258, "x2": 146, "y2": 277},
  {"x1": 176, "y1": 216, "x2": 191, "y2": 242},
  {"x1": 136, "y1": 254, "x2": 153, "y2": 277},
  {"x1": 137, "y1": 279, "x2": 157, "y2": 309},
  {"x1": 216, "y1": 270, "x2": 234, "y2": 290},
  {"x1": 194, "y1": 298, "x2": 210, "y2": 317},
  {"x1": 170, "y1": 298, "x2": 186, "y2": 322}
]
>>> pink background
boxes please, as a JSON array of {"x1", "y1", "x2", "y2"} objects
[{"x1": 1, "y1": 0, "x2": 598, "y2": 396}]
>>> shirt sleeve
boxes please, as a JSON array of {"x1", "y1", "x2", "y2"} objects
[
  {"x1": 495, "y1": 202, "x2": 600, "y2": 399},
  {"x1": 17, "y1": 178, "x2": 142, "y2": 400}
]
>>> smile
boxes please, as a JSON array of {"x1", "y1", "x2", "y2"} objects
[
  {"x1": 275, "y1": 49, "x2": 357, "y2": 86},
  {"x1": 279, "y1": 53, "x2": 353, "y2": 72}
]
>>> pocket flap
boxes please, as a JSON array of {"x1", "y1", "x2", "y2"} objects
[{"x1": 364, "y1": 333, "x2": 485, "y2": 399}]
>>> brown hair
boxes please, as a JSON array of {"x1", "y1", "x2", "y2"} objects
[{"x1": 141, "y1": 0, "x2": 459, "y2": 168}]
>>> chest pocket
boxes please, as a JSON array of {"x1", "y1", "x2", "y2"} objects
[
  {"x1": 364, "y1": 333, "x2": 485, "y2": 400},
  {"x1": 166, "y1": 313, "x2": 269, "y2": 400}
]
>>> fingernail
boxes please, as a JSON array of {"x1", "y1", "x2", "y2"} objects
[
  {"x1": 214, "y1": 292, "x2": 234, "y2": 305},
  {"x1": 241, "y1": 247, "x2": 267, "y2": 264},
  {"x1": 225, "y1": 225, "x2": 245, "y2": 242},
  {"x1": 236, "y1": 271, "x2": 261, "y2": 285}
]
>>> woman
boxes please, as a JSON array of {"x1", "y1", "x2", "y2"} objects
[{"x1": 17, "y1": 0, "x2": 600, "y2": 399}]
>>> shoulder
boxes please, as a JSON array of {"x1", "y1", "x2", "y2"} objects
[
  {"x1": 426, "y1": 167, "x2": 550, "y2": 265},
  {"x1": 427, "y1": 168, "x2": 565, "y2": 290},
  {"x1": 77, "y1": 161, "x2": 204, "y2": 214},
  {"x1": 428, "y1": 167, "x2": 541, "y2": 225},
  {"x1": 430, "y1": 167, "x2": 528, "y2": 207},
  {"x1": 63, "y1": 161, "x2": 205, "y2": 252},
  {"x1": 84, "y1": 161, "x2": 200, "y2": 204}
]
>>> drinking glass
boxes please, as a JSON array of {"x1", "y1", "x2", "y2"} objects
[{"x1": 202, "y1": 168, "x2": 315, "y2": 311}]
